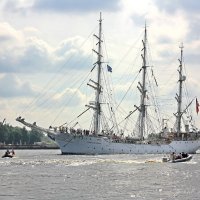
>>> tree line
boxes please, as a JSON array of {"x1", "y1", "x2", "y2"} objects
[{"x1": 0, "y1": 123, "x2": 43, "y2": 145}]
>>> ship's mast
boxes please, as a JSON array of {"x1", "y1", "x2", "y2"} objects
[
  {"x1": 94, "y1": 13, "x2": 103, "y2": 134},
  {"x1": 86, "y1": 13, "x2": 103, "y2": 135},
  {"x1": 176, "y1": 44, "x2": 185, "y2": 137},
  {"x1": 137, "y1": 25, "x2": 148, "y2": 140}
]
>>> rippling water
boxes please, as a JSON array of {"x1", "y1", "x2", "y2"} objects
[{"x1": 0, "y1": 149, "x2": 199, "y2": 200}]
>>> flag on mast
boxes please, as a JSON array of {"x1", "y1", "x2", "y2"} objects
[
  {"x1": 107, "y1": 65, "x2": 112, "y2": 73},
  {"x1": 196, "y1": 98, "x2": 199, "y2": 114}
]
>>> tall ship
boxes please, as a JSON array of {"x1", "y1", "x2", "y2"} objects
[{"x1": 16, "y1": 13, "x2": 200, "y2": 154}]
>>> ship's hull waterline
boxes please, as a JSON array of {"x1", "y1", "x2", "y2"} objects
[{"x1": 53, "y1": 133, "x2": 200, "y2": 155}]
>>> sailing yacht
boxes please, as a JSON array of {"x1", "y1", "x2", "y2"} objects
[{"x1": 16, "y1": 14, "x2": 200, "y2": 154}]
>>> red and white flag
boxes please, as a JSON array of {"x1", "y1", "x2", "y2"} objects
[{"x1": 196, "y1": 98, "x2": 199, "y2": 114}]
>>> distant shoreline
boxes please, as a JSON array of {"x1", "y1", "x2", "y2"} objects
[{"x1": 0, "y1": 145, "x2": 59, "y2": 150}]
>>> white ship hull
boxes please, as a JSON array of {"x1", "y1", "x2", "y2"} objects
[{"x1": 53, "y1": 133, "x2": 200, "y2": 155}]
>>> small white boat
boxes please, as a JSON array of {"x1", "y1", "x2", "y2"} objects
[
  {"x1": 1, "y1": 150, "x2": 15, "y2": 158},
  {"x1": 163, "y1": 154, "x2": 193, "y2": 163},
  {"x1": 170, "y1": 155, "x2": 193, "y2": 163}
]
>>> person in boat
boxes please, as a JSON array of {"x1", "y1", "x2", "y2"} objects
[
  {"x1": 181, "y1": 152, "x2": 188, "y2": 158},
  {"x1": 11, "y1": 149, "x2": 15, "y2": 156},
  {"x1": 5, "y1": 149, "x2": 10, "y2": 156},
  {"x1": 170, "y1": 152, "x2": 176, "y2": 161},
  {"x1": 175, "y1": 153, "x2": 182, "y2": 160},
  {"x1": 2, "y1": 149, "x2": 11, "y2": 158}
]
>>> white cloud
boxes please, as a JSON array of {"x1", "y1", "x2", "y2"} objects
[
  {"x1": 1, "y1": 0, "x2": 121, "y2": 14},
  {"x1": 154, "y1": 0, "x2": 200, "y2": 14},
  {"x1": 0, "y1": 74, "x2": 35, "y2": 97},
  {"x1": 33, "y1": 0, "x2": 121, "y2": 13},
  {"x1": 0, "y1": 22, "x2": 93, "y2": 73}
]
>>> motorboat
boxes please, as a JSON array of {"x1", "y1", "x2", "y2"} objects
[
  {"x1": 2, "y1": 154, "x2": 14, "y2": 158},
  {"x1": 169, "y1": 154, "x2": 193, "y2": 163},
  {"x1": 2, "y1": 150, "x2": 15, "y2": 158},
  {"x1": 163, "y1": 154, "x2": 192, "y2": 163}
]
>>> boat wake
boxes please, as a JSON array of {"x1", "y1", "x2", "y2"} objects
[
  {"x1": 145, "y1": 159, "x2": 162, "y2": 163},
  {"x1": 0, "y1": 157, "x2": 164, "y2": 167}
]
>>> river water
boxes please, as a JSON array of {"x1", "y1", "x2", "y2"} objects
[{"x1": 0, "y1": 149, "x2": 199, "y2": 200}]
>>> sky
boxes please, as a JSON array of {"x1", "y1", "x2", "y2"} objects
[{"x1": 0, "y1": 0, "x2": 200, "y2": 132}]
